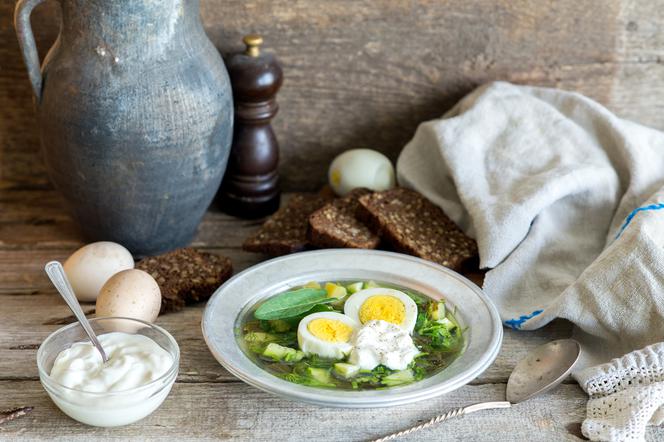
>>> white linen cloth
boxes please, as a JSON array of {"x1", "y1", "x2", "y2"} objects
[{"x1": 396, "y1": 81, "x2": 664, "y2": 440}]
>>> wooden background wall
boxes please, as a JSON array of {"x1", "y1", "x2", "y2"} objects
[{"x1": 1, "y1": 0, "x2": 664, "y2": 191}]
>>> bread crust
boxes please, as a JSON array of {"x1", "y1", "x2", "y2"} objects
[
  {"x1": 356, "y1": 188, "x2": 477, "y2": 270},
  {"x1": 307, "y1": 188, "x2": 380, "y2": 249},
  {"x1": 137, "y1": 248, "x2": 233, "y2": 313},
  {"x1": 243, "y1": 193, "x2": 333, "y2": 255}
]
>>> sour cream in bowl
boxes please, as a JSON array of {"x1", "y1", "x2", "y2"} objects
[{"x1": 37, "y1": 317, "x2": 179, "y2": 427}]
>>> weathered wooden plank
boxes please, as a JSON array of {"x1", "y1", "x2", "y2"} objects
[
  {"x1": 0, "y1": 245, "x2": 482, "y2": 292},
  {"x1": 0, "y1": 208, "x2": 262, "y2": 251},
  {"x1": 0, "y1": 247, "x2": 263, "y2": 294},
  {"x1": 6, "y1": 0, "x2": 663, "y2": 191},
  {"x1": 0, "y1": 190, "x2": 267, "y2": 289},
  {"x1": 610, "y1": 1, "x2": 664, "y2": 130},
  {"x1": 0, "y1": 190, "x2": 265, "y2": 250},
  {"x1": 0, "y1": 189, "x2": 484, "y2": 289},
  {"x1": 0, "y1": 381, "x2": 612, "y2": 441},
  {"x1": 0, "y1": 290, "x2": 573, "y2": 384},
  {"x1": 618, "y1": 0, "x2": 664, "y2": 58}
]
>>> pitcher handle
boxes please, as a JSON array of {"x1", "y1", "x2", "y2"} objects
[{"x1": 14, "y1": 0, "x2": 49, "y2": 102}]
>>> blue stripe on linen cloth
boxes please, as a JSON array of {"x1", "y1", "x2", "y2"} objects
[{"x1": 504, "y1": 309, "x2": 544, "y2": 330}]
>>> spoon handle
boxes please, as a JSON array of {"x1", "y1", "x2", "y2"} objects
[
  {"x1": 44, "y1": 261, "x2": 108, "y2": 363},
  {"x1": 371, "y1": 401, "x2": 511, "y2": 442}
]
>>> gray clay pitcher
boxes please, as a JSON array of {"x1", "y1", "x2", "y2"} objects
[{"x1": 14, "y1": 0, "x2": 233, "y2": 256}]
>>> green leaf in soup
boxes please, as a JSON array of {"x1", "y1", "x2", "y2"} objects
[
  {"x1": 405, "y1": 290, "x2": 429, "y2": 307},
  {"x1": 254, "y1": 288, "x2": 333, "y2": 320}
]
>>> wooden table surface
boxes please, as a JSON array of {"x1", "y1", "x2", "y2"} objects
[{"x1": 1, "y1": 189, "x2": 661, "y2": 442}]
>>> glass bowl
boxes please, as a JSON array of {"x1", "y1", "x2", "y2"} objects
[
  {"x1": 37, "y1": 317, "x2": 179, "y2": 427},
  {"x1": 202, "y1": 249, "x2": 502, "y2": 408}
]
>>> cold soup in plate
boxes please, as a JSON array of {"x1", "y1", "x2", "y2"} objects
[{"x1": 240, "y1": 280, "x2": 464, "y2": 390}]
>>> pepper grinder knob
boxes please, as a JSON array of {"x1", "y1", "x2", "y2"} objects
[
  {"x1": 243, "y1": 34, "x2": 263, "y2": 57},
  {"x1": 217, "y1": 34, "x2": 282, "y2": 218}
]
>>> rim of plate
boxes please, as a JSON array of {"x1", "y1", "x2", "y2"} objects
[{"x1": 202, "y1": 249, "x2": 503, "y2": 408}]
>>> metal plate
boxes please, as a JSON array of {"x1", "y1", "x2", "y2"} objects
[{"x1": 202, "y1": 249, "x2": 502, "y2": 408}]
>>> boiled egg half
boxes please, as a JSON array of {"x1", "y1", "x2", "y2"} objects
[
  {"x1": 343, "y1": 288, "x2": 418, "y2": 334},
  {"x1": 297, "y1": 312, "x2": 358, "y2": 359}
]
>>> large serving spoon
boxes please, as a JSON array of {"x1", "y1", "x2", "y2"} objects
[
  {"x1": 372, "y1": 339, "x2": 581, "y2": 442},
  {"x1": 44, "y1": 261, "x2": 108, "y2": 363}
]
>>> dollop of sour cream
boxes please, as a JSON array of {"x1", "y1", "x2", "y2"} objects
[
  {"x1": 50, "y1": 332, "x2": 173, "y2": 392},
  {"x1": 348, "y1": 320, "x2": 419, "y2": 370}
]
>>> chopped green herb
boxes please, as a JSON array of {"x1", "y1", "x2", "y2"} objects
[
  {"x1": 382, "y1": 369, "x2": 415, "y2": 386},
  {"x1": 243, "y1": 280, "x2": 464, "y2": 391}
]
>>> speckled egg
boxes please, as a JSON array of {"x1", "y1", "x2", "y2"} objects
[
  {"x1": 63, "y1": 242, "x2": 134, "y2": 302},
  {"x1": 96, "y1": 269, "x2": 162, "y2": 323},
  {"x1": 328, "y1": 149, "x2": 396, "y2": 196}
]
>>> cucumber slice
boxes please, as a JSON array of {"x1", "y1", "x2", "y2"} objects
[
  {"x1": 439, "y1": 316, "x2": 458, "y2": 332},
  {"x1": 307, "y1": 367, "x2": 333, "y2": 384},
  {"x1": 262, "y1": 343, "x2": 304, "y2": 362},
  {"x1": 427, "y1": 301, "x2": 446, "y2": 321},
  {"x1": 346, "y1": 282, "x2": 364, "y2": 294},
  {"x1": 333, "y1": 363, "x2": 360, "y2": 379}
]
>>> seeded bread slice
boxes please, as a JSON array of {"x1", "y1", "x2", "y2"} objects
[
  {"x1": 357, "y1": 188, "x2": 478, "y2": 270},
  {"x1": 307, "y1": 188, "x2": 380, "y2": 249},
  {"x1": 243, "y1": 193, "x2": 333, "y2": 256},
  {"x1": 137, "y1": 248, "x2": 233, "y2": 313}
]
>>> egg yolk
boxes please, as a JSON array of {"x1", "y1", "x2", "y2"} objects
[
  {"x1": 307, "y1": 319, "x2": 354, "y2": 342},
  {"x1": 359, "y1": 295, "x2": 405, "y2": 325},
  {"x1": 330, "y1": 169, "x2": 341, "y2": 186}
]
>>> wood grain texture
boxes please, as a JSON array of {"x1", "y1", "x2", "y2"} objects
[
  {"x1": 0, "y1": 190, "x2": 489, "y2": 287},
  {"x1": 0, "y1": 381, "x2": 596, "y2": 442},
  {"x1": 2, "y1": 0, "x2": 663, "y2": 191},
  {"x1": 0, "y1": 190, "x2": 266, "y2": 251},
  {"x1": 3, "y1": 0, "x2": 664, "y2": 436},
  {"x1": 0, "y1": 290, "x2": 573, "y2": 384},
  {"x1": 611, "y1": 1, "x2": 664, "y2": 128},
  {"x1": 0, "y1": 188, "x2": 612, "y2": 440}
]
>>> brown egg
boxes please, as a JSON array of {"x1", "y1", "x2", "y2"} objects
[{"x1": 96, "y1": 269, "x2": 162, "y2": 323}]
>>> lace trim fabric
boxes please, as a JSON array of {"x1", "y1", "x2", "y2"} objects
[{"x1": 577, "y1": 343, "x2": 664, "y2": 441}]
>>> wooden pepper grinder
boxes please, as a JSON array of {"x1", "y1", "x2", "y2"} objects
[{"x1": 218, "y1": 34, "x2": 283, "y2": 218}]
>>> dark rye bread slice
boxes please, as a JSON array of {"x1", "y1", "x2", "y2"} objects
[
  {"x1": 357, "y1": 188, "x2": 478, "y2": 270},
  {"x1": 307, "y1": 188, "x2": 380, "y2": 249},
  {"x1": 137, "y1": 248, "x2": 233, "y2": 313},
  {"x1": 243, "y1": 193, "x2": 333, "y2": 256}
]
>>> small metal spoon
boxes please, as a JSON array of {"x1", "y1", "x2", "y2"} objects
[
  {"x1": 44, "y1": 261, "x2": 108, "y2": 363},
  {"x1": 372, "y1": 339, "x2": 581, "y2": 441}
]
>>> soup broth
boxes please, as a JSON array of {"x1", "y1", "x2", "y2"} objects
[{"x1": 240, "y1": 280, "x2": 464, "y2": 390}]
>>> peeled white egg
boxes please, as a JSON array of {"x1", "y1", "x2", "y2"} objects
[
  {"x1": 63, "y1": 242, "x2": 134, "y2": 302},
  {"x1": 328, "y1": 148, "x2": 395, "y2": 196},
  {"x1": 343, "y1": 287, "x2": 418, "y2": 334},
  {"x1": 297, "y1": 312, "x2": 358, "y2": 359},
  {"x1": 96, "y1": 269, "x2": 162, "y2": 323}
]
